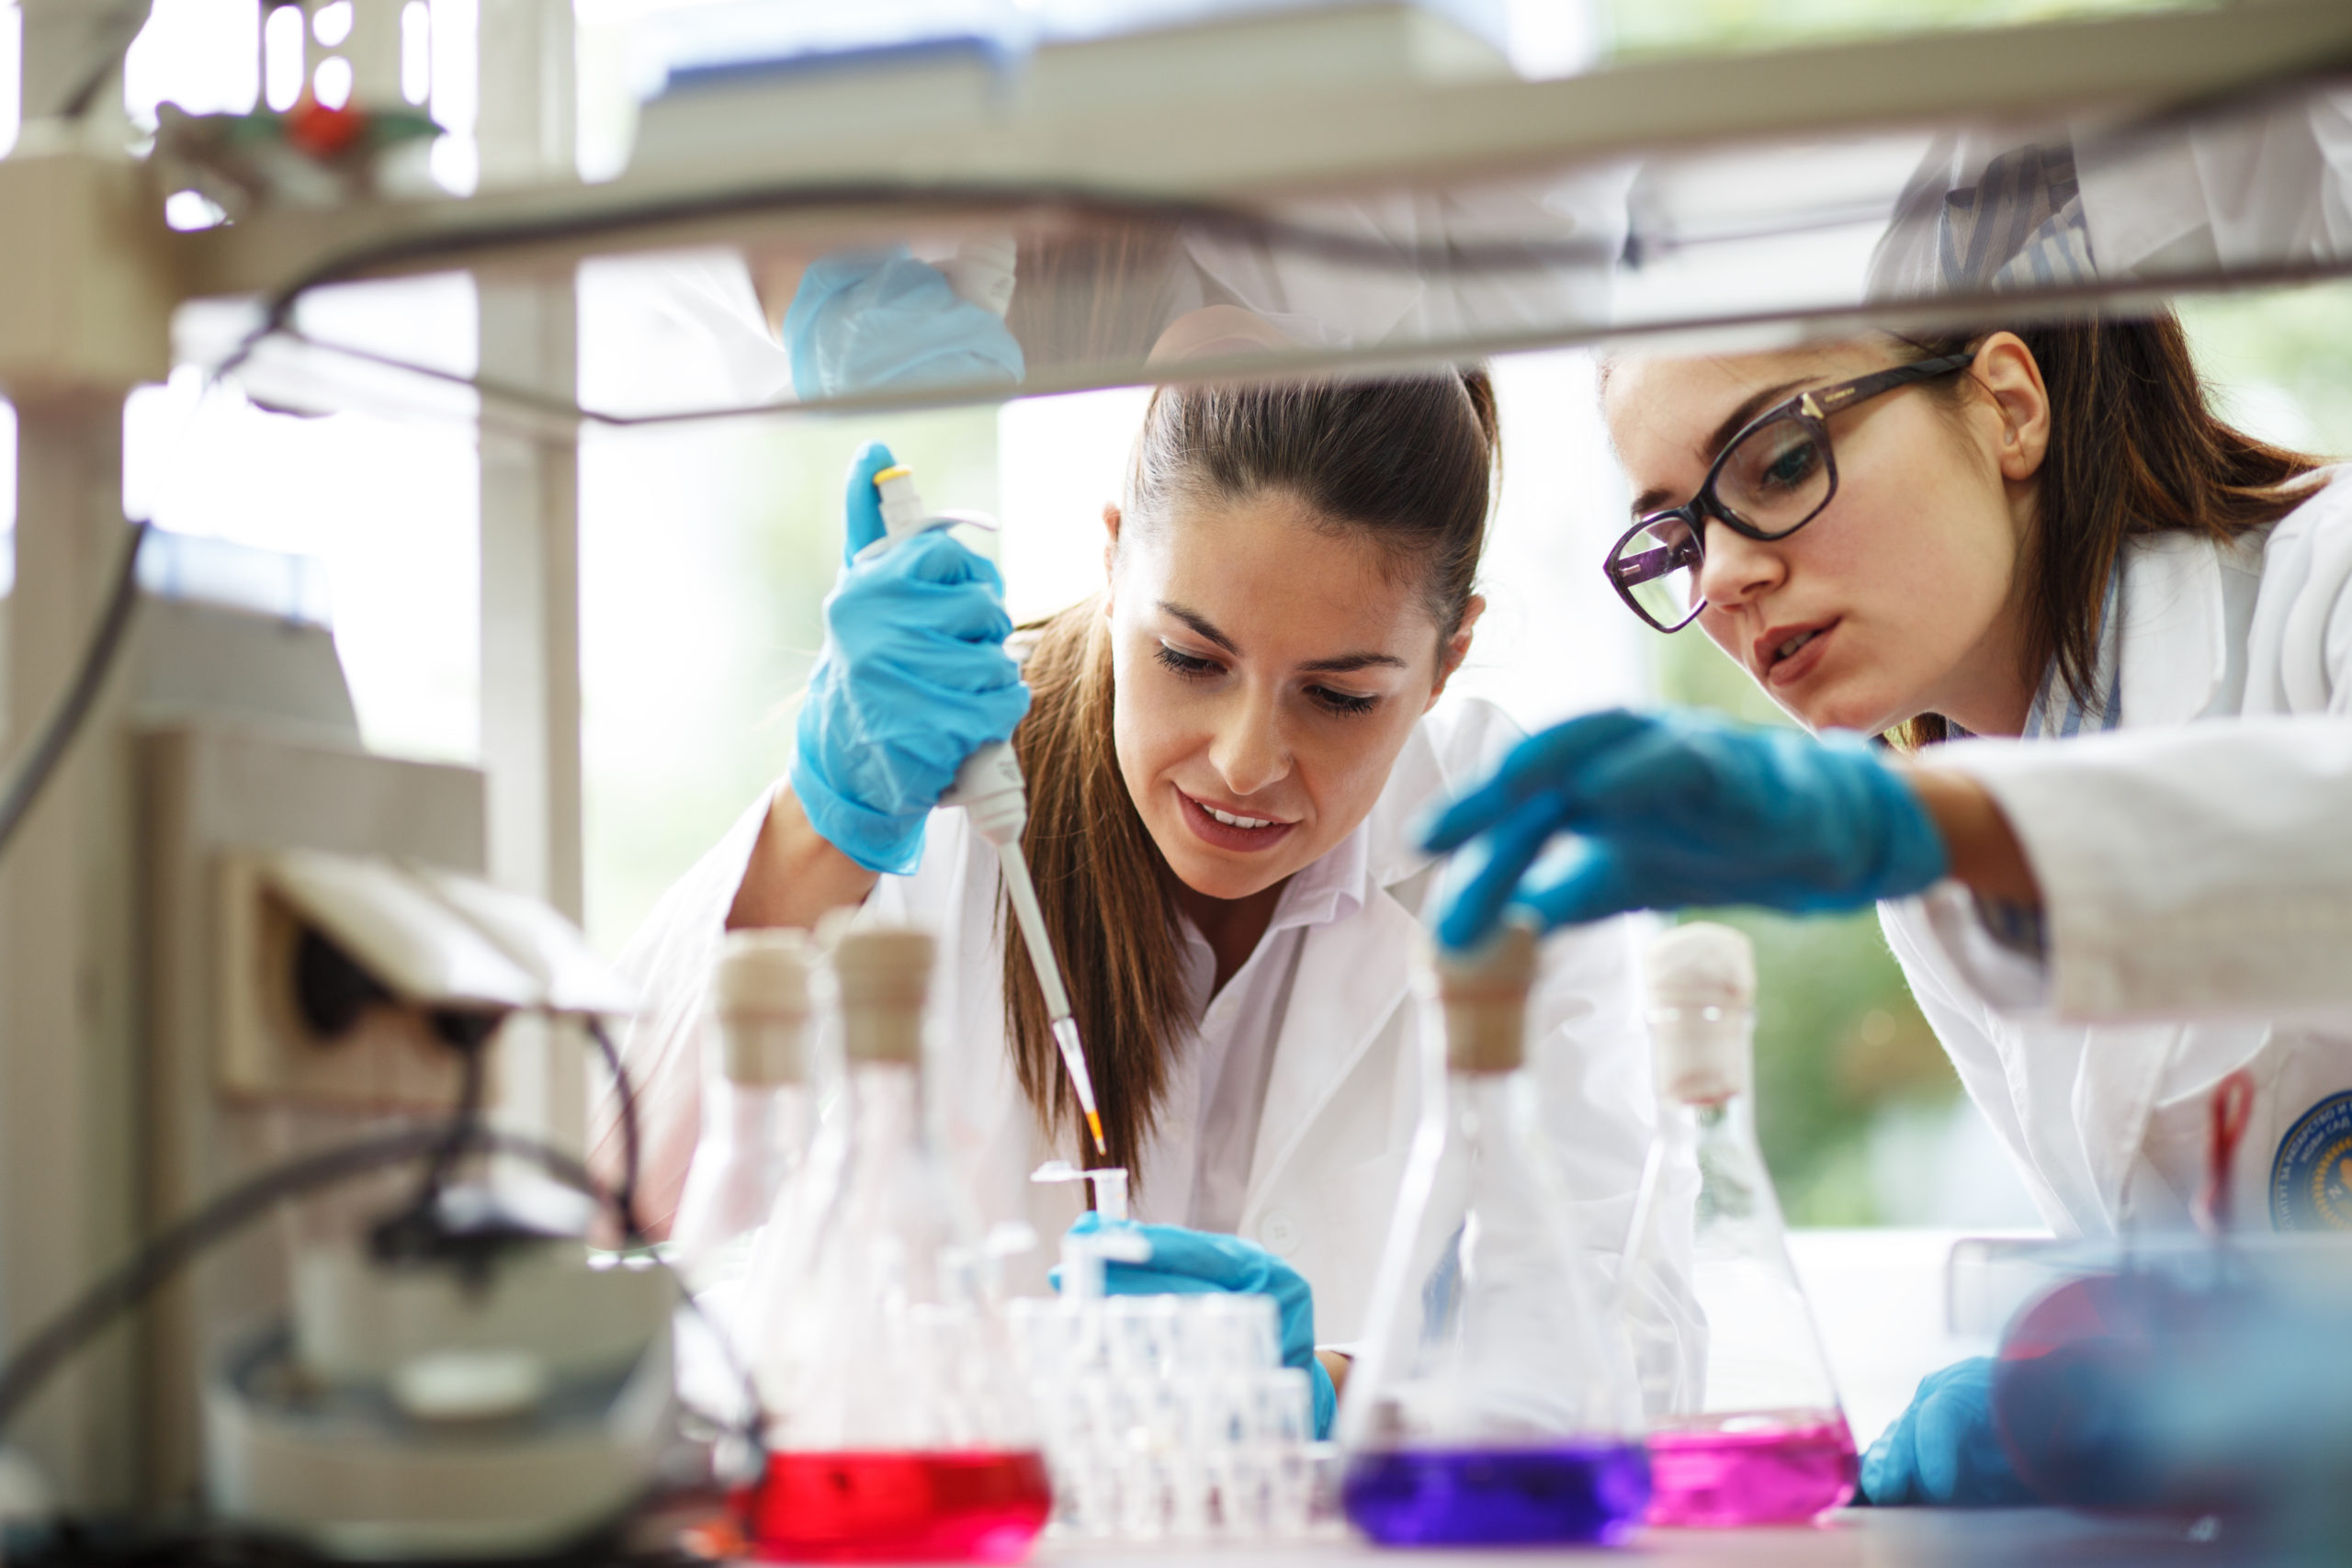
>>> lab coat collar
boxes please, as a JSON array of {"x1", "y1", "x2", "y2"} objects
[
  {"x1": 1266, "y1": 818, "x2": 1370, "y2": 936},
  {"x1": 1361, "y1": 715, "x2": 1449, "y2": 891},
  {"x1": 2116, "y1": 530, "x2": 2233, "y2": 729},
  {"x1": 1239, "y1": 876, "x2": 1423, "y2": 1232},
  {"x1": 1238, "y1": 716, "x2": 1459, "y2": 1226}
]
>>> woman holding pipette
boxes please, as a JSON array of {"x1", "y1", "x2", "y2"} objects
[
  {"x1": 602, "y1": 369, "x2": 1680, "y2": 1438},
  {"x1": 1422, "y1": 150, "x2": 2352, "y2": 1504}
]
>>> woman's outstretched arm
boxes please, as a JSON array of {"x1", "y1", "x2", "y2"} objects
[{"x1": 728, "y1": 785, "x2": 880, "y2": 931}]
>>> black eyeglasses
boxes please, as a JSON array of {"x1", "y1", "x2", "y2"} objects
[{"x1": 1603, "y1": 350, "x2": 1978, "y2": 633}]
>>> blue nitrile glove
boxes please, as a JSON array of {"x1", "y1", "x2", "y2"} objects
[
  {"x1": 1057, "y1": 1213, "x2": 1339, "y2": 1440},
  {"x1": 790, "y1": 441, "x2": 1030, "y2": 875},
  {"x1": 1419, "y1": 706, "x2": 1948, "y2": 950},
  {"x1": 784, "y1": 247, "x2": 1025, "y2": 401},
  {"x1": 1860, "y1": 1358, "x2": 2038, "y2": 1506}
]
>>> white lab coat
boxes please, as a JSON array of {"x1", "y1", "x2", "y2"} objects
[
  {"x1": 1883, "y1": 470, "x2": 2352, "y2": 1237},
  {"x1": 597, "y1": 696, "x2": 1662, "y2": 1344}
]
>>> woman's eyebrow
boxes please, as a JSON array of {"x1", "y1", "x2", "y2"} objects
[
  {"x1": 1299, "y1": 650, "x2": 1408, "y2": 673},
  {"x1": 1628, "y1": 377, "x2": 1815, "y2": 520},
  {"x1": 1159, "y1": 602, "x2": 1404, "y2": 672},
  {"x1": 1702, "y1": 378, "x2": 1809, "y2": 464},
  {"x1": 1159, "y1": 601, "x2": 1239, "y2": 654}
]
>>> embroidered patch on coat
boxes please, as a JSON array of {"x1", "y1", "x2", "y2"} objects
[{"x1": 2270, "y1": 1090, "x2": 2352, "y2": 1231}]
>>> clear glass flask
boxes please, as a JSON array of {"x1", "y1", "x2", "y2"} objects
[
  {"x1": 1624, "y1": 921, "x2": 1857, "y2": 1527},
  {"x1": 748, "y1": 927, "x2": 1051, "y2": 1563},
  {"x1": 671, "y1": 931, "x2": 816, "y2": 1287},
  {"x1": 1339, "y1": 925, "x2": 1652, "y2": 1548}
]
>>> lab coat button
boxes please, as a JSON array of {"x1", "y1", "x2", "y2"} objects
[{"x1": 1260, "y1": 1212, "x2": 1299, "y2": 1255}]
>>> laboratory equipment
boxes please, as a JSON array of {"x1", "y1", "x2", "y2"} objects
[
  {"x1": 670, "y1": 931, "x2": 817, "y2": 1287},
  {"x1": 1009, "y1": 1165, "x2": 1317, "y2": 1540},
  {"x1": 746, "y1": 928, "x2": 1051, "y2": 1562},
  {"x1": 197, "y1": 849, "x2": 674, "y2": 1559},
  {"x1": 868, "y1": 463, "x2": 1108, "y2": 1159},
  {"x1": 1962, "y1": 1233, "x2": 2352, "y2": 1522},
  {"x1": 1965, "y1": 1073, "x2": 2352, "y2": 1519},
  {"x1": 1623, "y1": 921, "x2": 1857, "y2": 1527},
  {"x1": 1338, "y1": 924, "x2": 1650, "y2": 1547}
]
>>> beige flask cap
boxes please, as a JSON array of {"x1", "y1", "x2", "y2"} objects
[
  {"x1": 1645, "y1": 921, "x2": 1756, "y2": 1104},
  {"x1": 714, "y1": 931, "x2": 811, "y2": 1085},
  {"x1": 1423, "y1": 921, "x2": 1537, "y2": 1074},
  {"x1": 831, "y1": 926, "x2": 934, "y2": 1063}
]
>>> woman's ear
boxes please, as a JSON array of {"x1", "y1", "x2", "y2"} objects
[
  {"x1": 1969, "y1": 333, "x2": 2052, "y2": 484},
  {"x1": 1101, "y1": 502, "x2": 1123, "y2": 617},
  {"x1": 1427, "y1": 594, "x2": 1487, "y2": 708}
]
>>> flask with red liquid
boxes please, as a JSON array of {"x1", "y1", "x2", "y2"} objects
[
  {"x1": 1339, "y1": 924, "x2": 1652, "y2": 1548},
  {"x1": 1623, "y1": 922, "x2": 1857, "y2": 1527},
  {"x1": 746, "y1": 927, "x2": 1051, "y2": 1563}
]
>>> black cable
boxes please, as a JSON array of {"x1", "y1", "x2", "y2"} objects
[
  {"x1": 0, "y1": 522, "x2": 150, "y2": 862},
  {"x1": 0, "y1": 1122, "x2": 495, "y2": 1435},
  {"x1": 588, "y1": 1017, "x2": 645, "y2": 1244},
  {"x1": 0, "y1": 1111, "x2": 767, "y2": 1475}
]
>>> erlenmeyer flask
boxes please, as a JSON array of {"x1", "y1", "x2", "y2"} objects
[
  {"x1": 1626, "y1": 921, "x2": 1856, "y2": 1526},
  {"x1": 1339, "y1": 925, "x2": 1651, "y2": 1547},
  {"x1": 748, "y1": 927, "x2": 1052, "y2": 1563},
  {"x1": 672, "y1": 931, "x2": 816, "y2": 1287}
]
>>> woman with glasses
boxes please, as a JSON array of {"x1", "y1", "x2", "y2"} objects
[{"x1": 1424, "y1": 309, "x2": 2351, "y2": 1500}]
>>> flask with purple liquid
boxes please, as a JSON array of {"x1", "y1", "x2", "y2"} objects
[
  {"x1": 1623, "y1": 923, "x2": 1857, "y2": 1528},
  {"x1": 1338, "y1": 924, "x2": 1652, "y2": 1548}
]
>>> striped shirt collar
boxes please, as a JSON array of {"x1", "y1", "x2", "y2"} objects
[{"x1": 2019, "y1": 566, "x2": 2126, "y2": 740}]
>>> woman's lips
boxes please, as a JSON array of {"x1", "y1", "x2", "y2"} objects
[
  {"x1": 1176, "y1": 788, "x2": 1298, "y2": 853},
  {"x1": 1763, "y1": 620, "x2": 1838, "y2": 690}
]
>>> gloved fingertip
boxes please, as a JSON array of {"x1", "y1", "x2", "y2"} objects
[
  {"x1": 842, "y1": 441, "x2": 899, "y2": 559},
  {"x1": 1514, "y1": 843, "x2": 1634, "y2": 930},
  {"x1": 1415, "y1": 796, "x2": 1475, "y2": 853},
  {"x1": 1433, "y1": 899, "x2": 1498, "y2": 953}
]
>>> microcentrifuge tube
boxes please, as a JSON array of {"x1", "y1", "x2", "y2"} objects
[
  {"x1": 1339, "y1": 925, "x2": 1651, "y2": 1548},
  {"x1": 1621, "y1": 922, "x2": 1857, "y2": 1527}
]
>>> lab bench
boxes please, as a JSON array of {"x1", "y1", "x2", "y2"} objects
[{"x1": 1008, "y1": 1512, "x2": 2262, "y2": 1567}]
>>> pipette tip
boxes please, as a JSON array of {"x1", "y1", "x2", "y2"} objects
[{"x1": 1084, "y1": 1111, "x2": 1107, "y2": 1156}]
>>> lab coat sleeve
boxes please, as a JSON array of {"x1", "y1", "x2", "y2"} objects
[
  {"x1": 1916, "y1": 717, "x2": 2352, "y2": 1023},
  {"x1": 590, "y1": 783, "x2": 781, "y2": 1237}
]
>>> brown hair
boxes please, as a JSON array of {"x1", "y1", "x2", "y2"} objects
[
  {"x1": 1893, "y1": 313, "x2": 2324, "y2": 749},
  {"x1": 1003, "y1": 370, "x2": 1501, "y2": 1174}
]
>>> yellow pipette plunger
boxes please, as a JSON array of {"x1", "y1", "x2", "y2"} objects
[{"x1": 871, "y1": 464, "x2": 1107, "y2": 1156}]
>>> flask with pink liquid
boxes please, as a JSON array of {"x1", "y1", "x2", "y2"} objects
[{"x1": 1623, "y1": 923, "x2": 1857, "y2": 1528}]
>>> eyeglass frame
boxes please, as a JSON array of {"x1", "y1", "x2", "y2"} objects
[{"x1": 1602, "y1": 349, "x2": 1981, "y2": 634}]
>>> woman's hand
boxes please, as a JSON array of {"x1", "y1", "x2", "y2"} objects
[
  {"x1": 784, "y1": 249, "x2": 1024, "y2": 401},
  {"x1": 790, "y1": 442, "x2": 1031, "y2": 877},
  {"x1": 1061, "y1": 1214, "x2": 1338, "y2": 1439},
  {"x1": 1420, "y1": 707, "x2": 1951, "y2": 948},
  {"x1": 1859, "y1": 1358, "x2": 2037, "y2": 1506}
]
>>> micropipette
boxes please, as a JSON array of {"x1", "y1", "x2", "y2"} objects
[{"x1": 870, "y1": 464, "x2": 1109, "y2": 1156}]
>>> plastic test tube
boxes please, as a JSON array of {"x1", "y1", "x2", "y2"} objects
[{"x1": 870, "y1": 465, "x2": 1108, "y2": 1156}]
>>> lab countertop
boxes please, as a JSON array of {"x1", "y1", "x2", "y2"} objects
[{"x1": 1018, "y1": 1511, "x2": 2263, "y2": 1566}]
